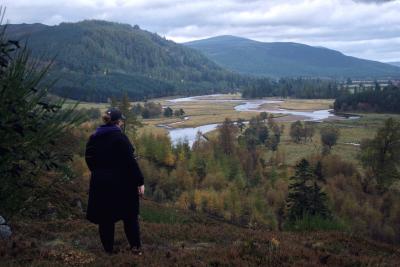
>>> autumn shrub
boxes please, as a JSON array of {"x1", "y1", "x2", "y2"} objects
[
  {"x1": 321, "y1": 154, "x2": 357, "y2": 178},
  {"x1": 137, "y1": 132, "x2": 175, "y2": 166},
  {"x1": 202, "y1": 171, "x2": 227, "y2": 191},
  {"x1": 170, "y1": 162, "x2": 194, "y2": 192}
]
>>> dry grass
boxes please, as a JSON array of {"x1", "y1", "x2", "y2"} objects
[
  {"x1": 64, "y1": 100, "x2": 109, "y2": 111},
  {"x1": 148, "y1": 97, "x2": 334, "y2": 129},
  {"x1": 146, "y1": 100, "x2": 263, "y2": 128},
  {"x1": 278, "y1": 99, "x2": 334, "y2": 110}
]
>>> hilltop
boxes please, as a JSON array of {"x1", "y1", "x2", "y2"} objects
[
  {"x1": 1, "y1": 200, "x2": 399, "y2": 266},
  {"x1": 185, "y1": 35, "x2": 400, "y2": 79},
  {"x1": 5, "y1": 21, "x2": 244, "y2": 102}
]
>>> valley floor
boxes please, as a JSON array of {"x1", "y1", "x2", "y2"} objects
[
  {"x1": 1, "y1": 200, "x2": 399, "y2": 267},
  {"x1": 75, "y1": 94, "x2": 400, "y2": 167}
]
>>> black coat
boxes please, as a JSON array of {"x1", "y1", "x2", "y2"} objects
[{"x1": 85, "y1": 125, "x2": 144, "y2": 224}]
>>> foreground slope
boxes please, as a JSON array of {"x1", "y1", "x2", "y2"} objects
[
  {"x1": 185, "y1": 35, "x2": 400, "y2": 79},
  {"x1": 5, "y1": 21, "x2": 242, "y2": 101},
  {"x1": 1, "y1": 200, "x2": 399, "y2": 266}
]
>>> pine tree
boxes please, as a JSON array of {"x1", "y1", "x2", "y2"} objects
[
  {"x1": 286, "y1": 159, "x2": 331, "y2": 221},
  {"x1": 0, "y1": 21, "x2": 80, "y2": 216},
  {"x1": 119, "y1": 92, "x2": 131, "y2": 115},
  {"x1": 110, "y1": 95, "x2": 119, "y2": 108},
  {"x1": 286, "y1": 159, "x2": 314, "y2": 221},
  {"x1": 314, "y1": 161, "x2": 324, "y2": 182},
  {"x1": 118, "y1": 92, "x2": 142, "y2": 136},
  {"x1": 309, "y1": 181, "x2": 330, "y2": 218}
]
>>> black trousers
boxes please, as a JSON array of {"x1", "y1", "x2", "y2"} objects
[{"x1": 98, "y1": 215, "x2": 141, "y2": 253}]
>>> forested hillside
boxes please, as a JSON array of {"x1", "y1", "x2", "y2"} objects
[
  {"x1": 186, "y1": 35, "x2": 400, "y2": 79},
  {"x1": 5, "y1": 21, "x2": 248, "y2": 101}
]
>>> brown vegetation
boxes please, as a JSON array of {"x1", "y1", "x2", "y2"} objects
[{"x1": 1, "y1": 200, "x2": 399, "y2": 267}]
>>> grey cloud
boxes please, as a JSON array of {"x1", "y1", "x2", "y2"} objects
[
  {"x1": 354, "y1": 0, "x2": 396, "y2": 3},
  {"x1": 3, "y1": 0, "x2": 400, "y2": 61}
]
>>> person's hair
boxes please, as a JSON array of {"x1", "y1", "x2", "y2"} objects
[{"x1": 102, "y1": 113, "x2": 119, "y2": 125}]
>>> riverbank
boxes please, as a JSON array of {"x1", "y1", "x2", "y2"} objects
[
  {"x1": 151, "y1": 95, "x2": 359, "y2": 146},
  {"x1": 71, "y1": 94, "x2": 398, "y2": 165}
]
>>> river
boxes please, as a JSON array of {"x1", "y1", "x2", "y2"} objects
[{"x1": 164, "y1": 95, "x2": 359, "y2": 146}]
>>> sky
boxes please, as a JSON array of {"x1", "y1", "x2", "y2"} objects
[{"x1": 2, "y1": 0, "x2": 400, "y2": 62}]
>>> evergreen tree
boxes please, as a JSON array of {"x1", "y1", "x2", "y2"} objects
[
  {"x1": 309, "y1": 181, "x2": 331, "y2": 218},
  {"x1": 334, "y1": 85, "x2": 400, "y2": 113},
  {"x1": 286, "y1": 159, "x2": 331, "y2": 221},
  {"x1": 119, "y1": 92, "x2": 131, "y2": 115},
  {"x1": 110, "y1": 95, "x2": 119, "y2": 108},
  {"x1": 314, "y1": 161, "x2": 324, "y2": 182},
  {"x1": 118, "y1": 92, "x2": 142, "y2": 135},
  {"x1": 0, "y1": 24, "x2": 80, "y2": 216}
]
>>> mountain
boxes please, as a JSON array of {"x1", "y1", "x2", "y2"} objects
[
  {"x1": 387, "y1": 61, "x2": 400, "y2": 67},
  {"x1": 4, "y1": 21, "x2": 244, "y2": 102},
  {"x1": 185, "y1": 35, "x2": 400, "y2": 79}
]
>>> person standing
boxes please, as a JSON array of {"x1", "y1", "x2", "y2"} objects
[{"x1": 85, "y1": 107, "x2": 145, "y2": 255}]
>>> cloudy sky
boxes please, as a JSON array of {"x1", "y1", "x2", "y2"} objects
[{"x1": 3, "y1": 0, "x2": 400, "y2": 62}]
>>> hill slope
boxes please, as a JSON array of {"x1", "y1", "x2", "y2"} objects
[
  {"x1": 5, "y1": 21, "x2": 243, "y2": 102},
  {"x1": 388, "y1": 61, "x2": 400, "y2": 67},
  {"x1": 185, "y1": 35, "x2": 400, "y2": 79},
  {"x1": 1, "y1": 200, "x2": 399, "y2": 266}
]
